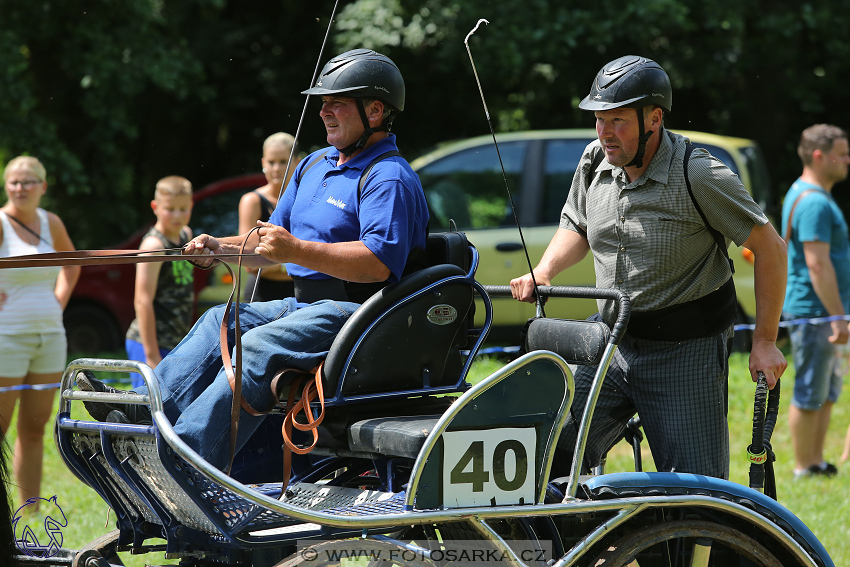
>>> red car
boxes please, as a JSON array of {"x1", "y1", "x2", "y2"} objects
[{"x1": 64, "y1": 173, "x2": 266, "y2": 354}]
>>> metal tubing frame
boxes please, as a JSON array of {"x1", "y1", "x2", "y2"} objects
[
  {"x1": 480, "y1": 285, "x2": 629, "y2": 499},
  {"x1": 54, "y1": 296, "x2": 823, "y2": 567},
  {"x1": 467, "y1": 517, "x2": 527, "y2": 567},
  {"x1": 66, "y1": 364, "x2": 816, "y2": 567},
  {"x1": 565, "y1": 341, "x2": 617, "y2": 499}
]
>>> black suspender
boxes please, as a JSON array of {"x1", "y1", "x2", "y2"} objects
[
  {"x1": 358, "y1": 150, "x2": 401, "y2": 199},
  {"x1": 682, "y1": 143, "x2": 735, "y2": 274}
]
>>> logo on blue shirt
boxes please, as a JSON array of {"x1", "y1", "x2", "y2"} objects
[{"x1": 326, "y1": 196, "x2": 347, "y2": 209}]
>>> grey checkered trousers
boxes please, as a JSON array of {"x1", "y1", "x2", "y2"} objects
[{"x1": 550, "y1": 316, "x2": 733, "y2": 480}]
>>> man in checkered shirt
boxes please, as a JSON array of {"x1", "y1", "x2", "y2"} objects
[{"x1": 511, "y1": 55, "x2": 788, "y2": 480}]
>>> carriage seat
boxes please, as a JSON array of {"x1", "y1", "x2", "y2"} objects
[
  {"x1": 341, "y1": 316, "x2": 612, "y2": 460},
  {"x1": 347, "y1": 415, "x2": 441, "y2": 459},
  {"x1": 317, "y1": 230, "x2": 476, "y2": 402},
  {"x1": 523, "y1": 317, "x2": 611, "y2": 366}
]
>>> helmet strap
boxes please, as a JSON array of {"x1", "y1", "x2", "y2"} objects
[
  {"x1": 339, "y1": 100, "x2": 390, "y2": 156},
  {"x1": 625, "y1": 107, "x2": 653, "y2": 169}
]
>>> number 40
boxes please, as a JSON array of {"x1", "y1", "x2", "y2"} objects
[{"x1": 449, "y1": 440, "x2": 528, "y2": 492}]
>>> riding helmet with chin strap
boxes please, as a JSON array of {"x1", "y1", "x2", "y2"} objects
[
  {"x1": 302, "y1": 49, "x2": 405, "y2": 156},
  {"x1": 578, "y1": 55, "x2": 672, "y2": 168}
]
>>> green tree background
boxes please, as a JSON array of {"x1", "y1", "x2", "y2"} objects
[{"x1": 1, "y1": 0, "x2": 848, "y2": 247}]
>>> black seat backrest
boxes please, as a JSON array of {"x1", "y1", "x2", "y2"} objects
[
  {"x1": 524, "y1": 318, "x2": 611, "y2": 366},
  {"x1": 322, "y1": 232, "x2": 475, "y2": 398}
]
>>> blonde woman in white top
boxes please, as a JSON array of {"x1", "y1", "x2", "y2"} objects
[{"x1": 0, "y1": 156, "x2": 79, "y2": 510}]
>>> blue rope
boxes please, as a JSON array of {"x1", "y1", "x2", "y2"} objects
[
  {"x1": 0, "y1": 376, "x2": 132, "y2": 394},
  {"x1": 3, "y1": 315, "x2": 846, "y2": 393}
]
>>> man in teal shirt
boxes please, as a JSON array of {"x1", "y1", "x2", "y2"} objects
[{"x1": 782, "y1": 123, "x2": 850, "y2": 477}]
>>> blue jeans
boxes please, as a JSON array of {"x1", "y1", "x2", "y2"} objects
[
  {"x1": 134, "y1": 298, "x2": 360, "y2": 470},
  {"x1": 786, "y1": 314, "x2": 843, "y2": 410}
]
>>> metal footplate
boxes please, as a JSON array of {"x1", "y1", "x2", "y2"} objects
[{"x1": 281, "y1": 483, "x2": 403, "y2": 514}]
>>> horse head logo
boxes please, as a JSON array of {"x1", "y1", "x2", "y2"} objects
[{"x1": 12, "y1": 495, "x2": 68, "y2": 558}]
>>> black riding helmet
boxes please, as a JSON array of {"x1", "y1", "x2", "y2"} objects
[
  {"x1": 302, "y1": 49, "x2": 405, "y2": 156},
  {"x1": 578, "y1": 55, "x2": 672, "y2": 168}
]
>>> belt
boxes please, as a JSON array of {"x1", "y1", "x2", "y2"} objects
[
  {"x1": 291, "y1": 276, "x2": 386, "y2": 304},
  {"x1": 627, "y1": 277, "x2": 737, "y2": 341}
]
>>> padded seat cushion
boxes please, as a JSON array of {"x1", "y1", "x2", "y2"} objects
[
  {"x1": 348, "y1": 415, "x2": 441, "y2": 459},
  {"x1": 524, "y1": 318, "x2": 610, "y2": 366},
  {"x1": 316, "y1": 396, "x2": 453, "y2": 451}
]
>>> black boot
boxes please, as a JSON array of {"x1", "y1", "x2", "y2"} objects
[
  {"x1": 75, "y1": 370, "x2": 122, "y2": 421},
  {"x1": 76, "y1": 371, "x2": 153, "y2": 424}
]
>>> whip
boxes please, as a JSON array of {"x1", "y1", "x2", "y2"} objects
[{"x1": 464, "y1": 19, "x2": 546, "y2": 317}]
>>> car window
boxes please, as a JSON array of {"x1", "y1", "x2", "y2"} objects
[
  {"x1": 541, "y1": 138, "x2": 593, "y2": 225},
  {"x1": 418, "y1": 141, "x2": 526, "y2": 231},
  {"x1": 192, "y1": 188, "x2": 252, "y2": 237},
  {"x1": 739, "y1": 144, "x2": 773, "y2": 211}
]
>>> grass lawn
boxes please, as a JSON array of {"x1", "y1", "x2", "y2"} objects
[{"x1": 5, "y1": 351, "x2": 850, "y2": 565}]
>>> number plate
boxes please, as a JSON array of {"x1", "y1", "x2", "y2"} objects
[{"x1": 441, "y1": 427, "x2": 536, "y2": 507}]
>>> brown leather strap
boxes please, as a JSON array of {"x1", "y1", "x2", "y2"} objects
[
  {"x1": 0, "y1": 248, "x2": 258, "y2": 268},
  {"x1": 220, "y1": 226, "x2": 261, "y2": 474},
  {"x1": 784, "y1": 188, "x2": 820, "y2": 242},
  {"x1": 280, "y1": 363, "x2": 326, "y2": 492},
  {"x1": 0, "y1": 236, "x2": 263, "y2": 477},
  {"x1": 281, "y1": 375, "x2": 304, "y2": 492}
]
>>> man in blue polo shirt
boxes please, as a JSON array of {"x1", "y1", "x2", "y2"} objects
[{"x1": 78, "y1": 49, "x2": 430, "y2": 471}]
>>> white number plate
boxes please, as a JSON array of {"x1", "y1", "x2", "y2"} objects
[{"x1": 441, "y1": 427, "x2": 536, "y2": 507}]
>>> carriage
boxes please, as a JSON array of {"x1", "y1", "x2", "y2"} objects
[{"x1": 35, "y1": 231, "x2": 832, "y2": 567}]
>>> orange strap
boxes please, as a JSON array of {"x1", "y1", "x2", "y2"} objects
[{"x1": 280, "y1": 364, "x2": 326, "y2": 491}]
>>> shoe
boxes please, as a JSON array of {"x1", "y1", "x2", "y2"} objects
[
  {"x1": 106, "y1": 409, "x2": 130, "y2": 424},
  {"x1": 107, "y1": 409, "x2": 153, "y2": 426},
  {"x1": 794, "y1": 462, "x2": 839, "y2": 478},
  {"x1": 544, "y1": 482, "x2": 565, "y2": 504},
  {"x1": 76, "y1": 371, "x2": 122, "y2": 421},
  {"x1": 817, "y1": 461, "x2": 838, "y2": 476},
  {"x1": 76, "y1": 370, "x2": 154, "y2": 425},
  {"x1": 793, "y1": 467, "x2": 812, "y2": 479}
]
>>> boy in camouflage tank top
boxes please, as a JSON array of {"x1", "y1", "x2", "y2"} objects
[{"x1": 125, "y1": 176, "x2": 194, "y2": 388}]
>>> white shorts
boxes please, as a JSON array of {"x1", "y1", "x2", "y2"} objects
[{"x1": 0, "y1": 332, "x2": 67, "y2": 378}]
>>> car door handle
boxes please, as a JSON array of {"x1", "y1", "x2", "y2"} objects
[{"x1": 495, "y1": 242, "x2": 524, "y2": 252}]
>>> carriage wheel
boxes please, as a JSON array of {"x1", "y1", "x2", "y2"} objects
[{"x1": 590, "y1": 519, "x2": 785, "y2": 567}]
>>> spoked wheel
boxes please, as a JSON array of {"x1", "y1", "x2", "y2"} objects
[
  {"x1": 591, "y1": 519, "x2": 784, "y2": 567},
  {"x1": 274, "y1": 538, "x2": 436, "y2": 566}
]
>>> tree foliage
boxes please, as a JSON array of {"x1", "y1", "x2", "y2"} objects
[
  {"x1": 2, "y1": 0, "x2": 850, "y2": 247},
  {"x1": 335, "y1": 0, "x2": 850, "y2": 215},
  {"x1": 0, "y1": 0, "x2": 338, "y2": 247}
]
